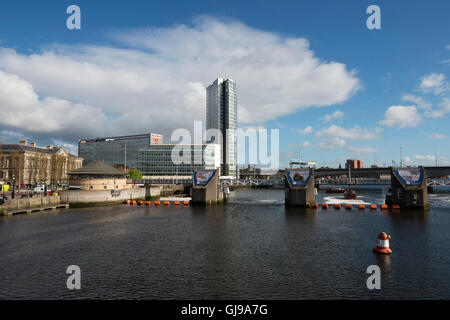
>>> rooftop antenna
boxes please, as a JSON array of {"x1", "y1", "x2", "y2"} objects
[
  {"x1": 435, "y1": 145, "x2": 438, "y2": 167},
  {"x1": 400, "y1": 146, "x2": 403, "y2": 167}
]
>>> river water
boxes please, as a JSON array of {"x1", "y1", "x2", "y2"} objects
[{"x1": 0, "y1": 189, "x2": 449, "y2": 299}]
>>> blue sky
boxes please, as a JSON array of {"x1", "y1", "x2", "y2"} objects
[{"x1": 0, "y1": 0, "x2": 449, "y2": 168}]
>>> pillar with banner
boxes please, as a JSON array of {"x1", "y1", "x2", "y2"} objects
[
  {"x1": 285, "y1": 168, "x2": 315, "y2": 207},
  {"x1": 191, "y1": 168, "x2": 222, "y2": 205},
  {"x1": 391, "y1": 166, "x2": 429, "y2": 209}
]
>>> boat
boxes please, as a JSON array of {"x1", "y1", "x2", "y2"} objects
[
  {"x1": 344, "y1": 189, "x2": 357, "y2": 200},
  {"x1": 325, "y1": 188, "x2": 345, "y2": 193}
]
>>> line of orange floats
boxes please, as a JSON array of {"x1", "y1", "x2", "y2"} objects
[
  {"x1": 311, "y1": 203, "x2": 400, "y2": 211},
  {"x1": 124, "y1": 200, "x2": 190, "y2": 207}
]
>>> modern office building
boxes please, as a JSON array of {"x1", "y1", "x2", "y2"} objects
[
  {"x1": 137, "y1": 144, "x2": 221, "y2": 177},
  {"x1": 78, "y1": 133, "x2": 163, "y2": 170},
  {"x1": 206, "y1": 78, "x2": 238, "y2": 177}
]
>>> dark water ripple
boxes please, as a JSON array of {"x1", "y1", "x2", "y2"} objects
[{"x1": 0, "y1": 189, "x2": 449, "y2": 299}]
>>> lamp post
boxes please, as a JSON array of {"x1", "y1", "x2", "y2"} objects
[{"x1": 12, "y1": 176, "x2": 16, "y2": 200}]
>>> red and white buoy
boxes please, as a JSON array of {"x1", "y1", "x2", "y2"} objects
[{"x1": 373, "y1": 232, "x2": 392, "y2": 254}]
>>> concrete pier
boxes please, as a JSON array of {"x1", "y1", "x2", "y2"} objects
[
  {"x1": 191, "y1": 168, "x2": 222, "y2": 205},
  {"x1": 391, "y1": 166, "x2": 429, "y2": 209},
  {"x1": 285, "y1": 168, "x2": 315, "y2": 207}
]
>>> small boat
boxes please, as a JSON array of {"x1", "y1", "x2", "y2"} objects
[
  {"x1": 326, "y1": 188, "x2": 345, "y2": 193},
  {"x1": 344, "y1": 189, "x2": 357, "y2": 200}
]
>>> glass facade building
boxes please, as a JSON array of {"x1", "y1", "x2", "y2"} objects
[
  {"x1": 206, "y1": 78, "x2": 238, "y2": 177},
  {"x1": 78, "y1": 134, "x2": 154, "y2": 170},
  {"x1": 137, "y1": 144, "x2": 221, "y2": 177}
]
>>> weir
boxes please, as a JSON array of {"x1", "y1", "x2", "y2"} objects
[
  {"x1": 191, "y1": 168, "x2": 223, "y2": 205},
  {"x1": 390, "y1": 166, "x2": 429, "y2": 209},
  {"x1": 284, "y1": 168, "x2": 315, "y2": 207}
]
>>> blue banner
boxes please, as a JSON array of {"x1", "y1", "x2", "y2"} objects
[
  {"x1": 193, "y1": 170, "x2": 216, "y2": 186},
  {"x1": 394, "y1": 167, "x2": 424, "y2": 187},
  {"x1": 286, "y1": 169, "x2": 312, "y2": 187}
]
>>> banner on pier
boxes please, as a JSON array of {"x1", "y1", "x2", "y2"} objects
[
  {"x1": 394, "y1": 167, "x2": 424, "y2": 187},
  {"x1": 286, "y1": 169, "x2": 312, "y2": 187},
  {"x1": 193, "y1": 170, "x2": 216, "y2": 186}
]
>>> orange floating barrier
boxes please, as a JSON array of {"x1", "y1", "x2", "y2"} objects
[
  {"x1": 358, "y1": 204, "x2": 365, "y2": 210},
  {"x1": 145, "y1": 201, "x2": 151, "y2": 206},
  {"x1": 311, "y1": 203, "x2": 319, "y2": 209},
  {"x1": 370, "y1": 204, "x2": 378, "y2": 210},
  {"x1": 174, "y1": 201, "x2": 180, "y2": 206},
  {"x1": 334, "y1": 204, "x2": 341, "y2": 210},
  {"x1": 321, "y1": 203, "x2": 328, "y2": 209},
  {"x1": 392, "y1": 204, "x2": 400, "y2": 210},
  {"x1": 163, "y1": 201, "x2": 170, "y2": 206},
  {"x1": 345, "y1": 204, "x2": 352, "y2": 210},
  {"x1": 126, "y1": 200, "x2": 131, "y2": 205},
  {"x1": 380, "y1": 204, "x2": 388, "y2": 210},
  {"x1": 138, "y1": 201, "x2": 144, "y2": 206},
  {"x1": 154, "y1": 201, "x2": 160, "y2": 206},
  {"x1": 183, "y1": 201, "x2": 189, "y2": 206}
]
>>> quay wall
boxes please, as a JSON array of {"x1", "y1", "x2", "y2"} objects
[
  {"x1": 60, "y1": 187, "x2": 160, "y2": 204},
  {"x1": 1, "y1": 196, "x2": 61, "y2": 214}
]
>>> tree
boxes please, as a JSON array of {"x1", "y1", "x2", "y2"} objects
[{"x1": 128, "y1": 169, "x2": 143, "y2": 179}]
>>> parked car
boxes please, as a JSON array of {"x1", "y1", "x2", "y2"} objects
[
  {"x1": 33, "y1": 185, "x2": 46, "y2": 193},
  {"x1": 67, "y1": 186, "x2": 83, "y2": 191}
]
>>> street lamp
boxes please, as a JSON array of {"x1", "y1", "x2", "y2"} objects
[{"x1": 12, "y1": 176, "x2": 16, "y2": 200}]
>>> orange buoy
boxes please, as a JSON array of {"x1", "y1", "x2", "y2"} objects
[
  {"x1": 370, "y1": 204, "x2": 377, "y2": 210},
  {"x1": 126, "y1": 200, "x2": 131, "y2": 205},
  {"x1": 358, "y1": 204, "x2": 365, "y2": 210},
  {"x1": 145, "y1": 201, "x2": 151, "y2": 206},
  {"x1": 345, "y1": 204, "x2": 352, "y2": 210},
  {"x1": 183, "y1": 201, "x2": 189, "y2": 206},
  {"x1": 334, "y1": 204, "x2": 341, "y2": 210},
  {"x1": 154, "y1": 201, "x2": 160, "y2": 206},
  {"x1": 392, "y1": 204, "x2": 400, "y2": 210},
  {"x1": 380, "y1": 204, "x2": 388, "y2": 210},
  {"x1": 163, "y1": 201, "x2": 170, "y2": 206},
  {"x1": 138, "y1": 201, "x2": 144, "y2": 206},
  {"x1": 321, "y1": 203, "x2": 328, "y2": 210},
  {"x1": 373, "y1": 232, "x2": 392, "y2": 254},
  {"x1": 131, "y1": 200, "x2": 136, "y2": 205},
  {"x1": 174, "y1": 201, "x2": 180, "y2": 206},
  {"x1": 311, "y1": 203, "x2": 319, "y2": 209}
]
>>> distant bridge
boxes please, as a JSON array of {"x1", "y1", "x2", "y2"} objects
[{"x1": 314, "y1": 166, "x2": 450, "y2": 179}]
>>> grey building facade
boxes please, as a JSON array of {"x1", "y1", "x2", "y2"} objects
[
  {"x1": 78, "y1": 134, "x2": 155, "y2": 170},
  {"x1": 137, "y1": 144, "x2": 221, "y2": 177},
  {"x1": 206, "y1": 78, "x2": 238, "y2": 177}
]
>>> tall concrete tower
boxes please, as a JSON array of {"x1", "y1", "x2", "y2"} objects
[{"x1": 206, "y1": 78, "x2": 238, "y2": 177}]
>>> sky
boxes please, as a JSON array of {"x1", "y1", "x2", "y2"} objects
[{"x1": 0, "y1": 0, "x2": 449, "y2": 169}]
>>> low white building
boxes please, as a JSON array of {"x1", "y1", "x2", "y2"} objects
[{"x1": 137, "y1": 144, "x2": 221, "y2": 177}]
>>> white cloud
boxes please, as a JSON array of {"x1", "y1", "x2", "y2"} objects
[
  {"x1": 322, "y1": 110, "x2": 344, "y2": 122},
  {"x1": 346, "y1": 146, "x2": 378, "y2": 153},
  {"x1": 419, "y1": 73, "x2": 447, "y2": 94},
  {"x1": 379, "y1": 105, "x2": 422, "y2": 128},
  {"x1": 430, "y1": 98, "x2": 450, "y2": 118},
  {"x1": 301, "y1": 141, "x2": 311, "y2": 148},
  {"x1": 428, "y1": 133, "x2": 446, "y2": 139},
  {"x1": 0, "y1": 17, "x2": 361, "y2": 141},
  {"x1": 0, "y1": 70, "x2": 108, "y2": 139},
  {"x1": 402, "y1": 94, "x2": 432, "y2": 110},
  {"x1": 317, "y1": 137, "x2": 346, "y2": 150},
  {"x1": 298, "y1": 126, "x2": 313, "y2": 134},
  {"x1": 414, "y1": 154, "x2": 436, "y2": 162},
  {"x1": 316, "y1": 125, "x2": 381, "y2": 140}
]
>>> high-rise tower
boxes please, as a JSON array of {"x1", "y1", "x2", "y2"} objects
[{"x1": 206, "y1": 78, "x2": 238, "y2": 177}]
